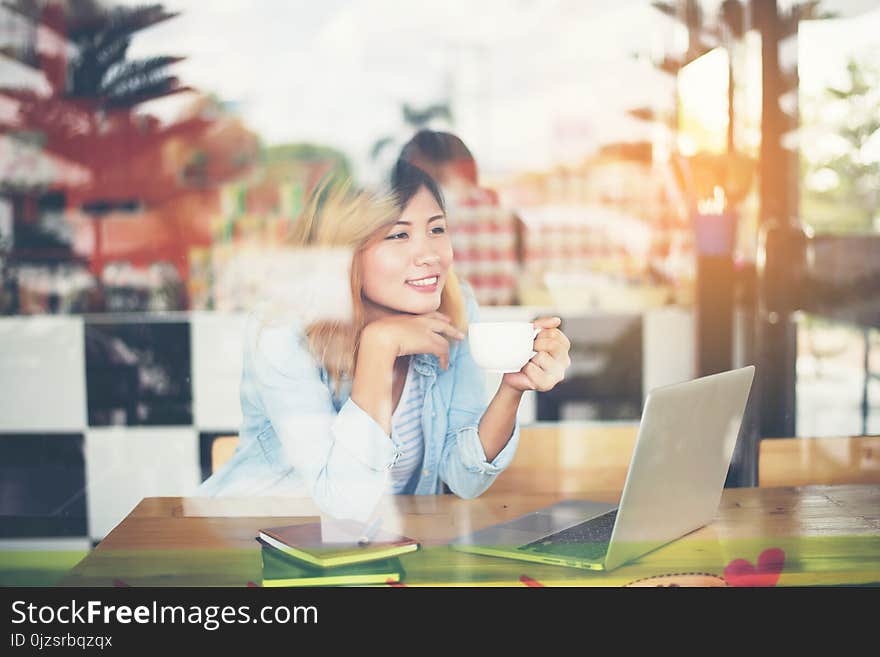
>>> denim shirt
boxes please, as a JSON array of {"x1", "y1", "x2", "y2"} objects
[{"x1": 197, "y1": 286, "x2": 521, "y2": 521}]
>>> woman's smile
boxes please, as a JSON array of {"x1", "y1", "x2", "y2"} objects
[{"x1": 405, "y1": 274, "x2": 440, "y2": 292}]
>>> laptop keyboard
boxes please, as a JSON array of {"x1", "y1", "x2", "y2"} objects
[{"x1": 522, "y1": 510, "x2": 618, "y2": 556}]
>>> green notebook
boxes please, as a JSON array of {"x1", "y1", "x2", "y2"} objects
[{"x1": 260, "y1": 545, "x2": 405, "y2": 587}]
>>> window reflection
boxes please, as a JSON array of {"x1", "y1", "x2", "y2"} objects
[{"x1": 0, "y1": 1, "x2": 878, "y2": 560}]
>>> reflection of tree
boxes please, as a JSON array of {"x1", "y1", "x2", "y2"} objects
[
  {"x1": 265, "y1": 143, "x2": 352, "y2": 184},
  {"x1": 1, "y1": 1, "x2": 260, "y2": 310},
  {"x1": 1, "y1": 3, "x2": 261, "y2": 197},
  {"x1": 369, "y1": 101, "x2": 453, "y2": 162},
  {"x1": 3, "y1": 1, "x2": 189, "y2": 134},
  {"x1": 171, "y1": 94, "x2": 259, "y2": 191},
  {"x1": 803, "y1": 56, "x2": 880, "y2": 234},
  {"x1": 0, "y1": 1, "x2": 201, "y2": 205},
  {"x1": 63, "y1": 2, "x2": 183, "y2": 108}
]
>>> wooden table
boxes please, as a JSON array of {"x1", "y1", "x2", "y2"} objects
[{"x1": 61, "y1": 485, "x2": 880, "y2": 587}]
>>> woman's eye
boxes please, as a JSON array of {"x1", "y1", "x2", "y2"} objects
[
  {"x1": 431, "y1": 226, "x2": 446, "y2": 234},
  {"x1": 385, "y1": 232, "x2": 408, "y2": 240}
]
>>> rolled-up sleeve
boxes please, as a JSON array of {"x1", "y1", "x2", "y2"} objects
[
  {"x1": 439, "y1": 292, "x2": 521, "y2": 498},
  {"x1": 449, "y1": 423, "x2": 520, "y2": 476},
  {"x1": 249, "y1": 318, "x2": 399, "y2": 521},
  {"x1": 332, "y1": 399, "x2": 400, "y2": 471}
]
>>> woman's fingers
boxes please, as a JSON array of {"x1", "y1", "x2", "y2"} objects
[
  {"x1": 530, "y1": 351, "x2": 555, "y2": 370},
  {"x1": 532, "y1": 316, "x2": 562, "y2": 330},
  {"x1": 430, "y1": 333, "x2": 451, "y2": 370},
  {"x1": 503, "y1": 371, "x2": 536, "y2": 391},
  {"x1": 426, "y1": 311, "x2": 452, "y2": 323},
  {"x1": 533, "y1": 334, "x2": 571, "y2": 360},
  {"x1": 524, "y1": 352, "x2": 567, "y2": 390},
  {"x1": 534, "y1": 327, "x2": 570, "y2": 346},
  {"x1": 531, "y1": 351, "x2": 565, "y2": 379},
  {"x1": 522, "y1": 361, "x2": 551, "y2": 390},
  {"x1": 496, "y1": 319, "x2": 571, "y2": 392},
  {"x1": 426, "y1": 318, "x2": 465, "y2": 341}
]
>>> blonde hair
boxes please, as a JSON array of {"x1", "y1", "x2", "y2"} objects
[{"x1": 270, "y1": 176, "x2": 467, "y2": 391}]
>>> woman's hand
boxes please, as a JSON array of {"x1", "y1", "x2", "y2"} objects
[
  {"x1": 501, "y1": 317, "x2": 571, "y2": 393},
  {"x1": 361, "y1": 312, "x2": 465, "y2": 370}
]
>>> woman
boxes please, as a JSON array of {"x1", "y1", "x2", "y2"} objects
[{"x1": 198, "y1": 161, "x2": 571, "y2": 521}]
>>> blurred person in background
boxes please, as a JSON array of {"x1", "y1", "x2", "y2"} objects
[
  {"x1": 197, "y1": 161, "x2": 571, "y2": 522},
  {"x1": 400, "y1": 130, "x2": 526, "y2": 305},
  {"x1": 399, "y1": 130, "x2": 494, "y2": 205}
]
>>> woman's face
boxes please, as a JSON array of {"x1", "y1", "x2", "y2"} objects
[{"x1": 361, "y1": 185, "x2": 453, "y2": 316}]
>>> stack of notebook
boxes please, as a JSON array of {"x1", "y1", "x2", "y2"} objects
[{"x1": 257, "y1": 521, "x2": 419, "y2": 587}]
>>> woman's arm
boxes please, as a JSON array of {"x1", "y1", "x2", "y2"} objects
[
  {"x1": 247, "y1": 318, "x2": 399, "y2": 522},
  {"x1": 439, "y1": 292, "x2": 522, "y2": 498},
  {"x1": 351, "y1": 313, "x2": 465, "y2": 434},
  {"x1": 440, "y1": 295, "x2": 570, "y2": 499},
  {"x1": 474, "y1": 316, "x2": 570, "y2": 462},
  {"x1": 350, "y1": 330, "x2": 397, "y2": 435},
  {"x1": 480, "y1": 317, "x2": 571, "y2": 461},
  {"x1": 476, "y1": 383, "x2": 523, "y2": 462}
]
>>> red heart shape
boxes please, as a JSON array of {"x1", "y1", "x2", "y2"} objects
[
  {"x1": 520, "y1": 575, "x2": 545, "y2": 587},
  {"x1": 724, "y1": 548, "x2": 786, "y2": 587}
]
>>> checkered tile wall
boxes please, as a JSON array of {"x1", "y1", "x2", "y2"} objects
[{"x1": 0, "y1": 313, "x2": 246, "y2": 545}]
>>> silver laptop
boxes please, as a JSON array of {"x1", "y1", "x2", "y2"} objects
[{"x1": 449, "y1": 366, "x2": 756, "y2": 571}]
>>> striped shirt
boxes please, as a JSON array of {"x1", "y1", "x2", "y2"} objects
[{"x1": 388, "y1": 357, "x2": 425, "y2": 494}]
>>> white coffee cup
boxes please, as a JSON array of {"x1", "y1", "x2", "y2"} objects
[{"x1": 468, "y1": 321, "x2": 541, "y2": 373}]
